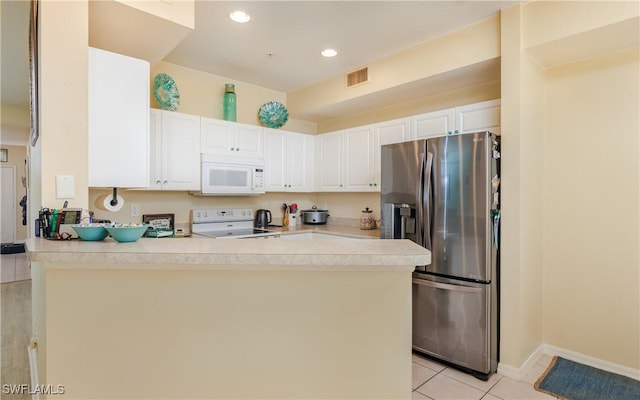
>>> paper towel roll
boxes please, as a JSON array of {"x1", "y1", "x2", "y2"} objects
[{"x1": 95, "y1": 193, "x2": 124, "y2": 212}]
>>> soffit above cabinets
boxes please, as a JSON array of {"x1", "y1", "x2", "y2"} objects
[{"x1": 88, "y1": 0, "x2": 194, "y2": 67}]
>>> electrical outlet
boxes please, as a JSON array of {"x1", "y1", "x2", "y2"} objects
[{"x1": 130, "y1": 204, "x2": 141, "y2": 217}]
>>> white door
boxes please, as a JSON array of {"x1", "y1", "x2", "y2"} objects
[
  {"x1": 200, "y1": 117, "x2": 235, "y2": 156},
  {"x1": 1, "y1": 166, "x2": 16, "y2": 243}
]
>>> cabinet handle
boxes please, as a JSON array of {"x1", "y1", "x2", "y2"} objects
[
  {"x1": 236, "y1": 148, "x2": 240, "y2": 151},
  {"x1": 369, "y1": 183, "x2": 372, "y2": 187},
  {"x1": 230, "y1": 147, "x2": 235, "y2": 151},
  {"x1": 374, "y1": 183, "x2": 378, "y2": 187},
  {"x1": 454, "y1": 129, "x2": 459, "y2": 134},
  {"x1": 447, "y1": 130, "x2": 453, "y2": 135},
  {"x1": 155, "y1": 180, "x2": 161, "y2": 184},
  {"x1": 163, "y1": 180, "x2": 168, "y2": 185}
]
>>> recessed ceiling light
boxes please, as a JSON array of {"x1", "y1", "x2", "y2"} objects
[
  {"x1": 229, "y1": 11, "x2": 251, "y2": 23},
  {"x1": 321, "y1": 49, "x2": 338, "y2": 58}
]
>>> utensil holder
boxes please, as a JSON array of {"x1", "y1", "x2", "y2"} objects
[{"x1": 288, "y1": 214, "x2": 297, "y2": 227}]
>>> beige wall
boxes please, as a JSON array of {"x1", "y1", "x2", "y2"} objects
[
  {"x1": 88, "y1": 189, "x2": 381, "y2": 228},
  {"x1": 36, "y1": 0, "x2": 89, "y2": 211},
  {"x1": 150, "y1": 61, "x2": 316, "y2": 134},
  {"x1": 543, "y1": 47, "x2": 639, "y2": 370},
  {"x1": 500, "y1": 3, "x2": 546, "y2": 370},
  {"x1": 0, "y1": 103, "x2": 30, "y2": 145}
]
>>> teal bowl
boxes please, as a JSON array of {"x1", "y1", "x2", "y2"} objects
[
  {"x1": 105, "y1": 224, "x2": 148, "y2": 243},
  {"x1": 71, "y1": 224, "x2": 109, "y2": 241}
]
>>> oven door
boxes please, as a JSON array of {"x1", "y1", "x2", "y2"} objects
[{"x1": 201, "y1": 161, "x2": 264, "y2": 195}]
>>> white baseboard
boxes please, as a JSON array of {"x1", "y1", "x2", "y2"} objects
[
  {"x1": 497, "y1": 344, "x2": 545, "y2": 380},
  {"x1": 498, "y1": 343, "x2": 640, "y2": 381}
]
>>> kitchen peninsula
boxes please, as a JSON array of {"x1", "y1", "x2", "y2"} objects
[{"x1": 26, "y1": 236, "x2": 429, "y2": 399}]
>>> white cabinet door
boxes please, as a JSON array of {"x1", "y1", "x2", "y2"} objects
[
  {"x1": 373, "y1": 117, "x2": 410, "y2": 188},
  {"x1": 455, "y1": 99, "x2": 501, "y2": 134},
  {"x1": 286, "y1": 132, "x2": 314, "y2": 192},
  {"x1": 148, "y1": 109, "x2": 164, "y2": 189},
  {"x1": 265, "y1": 129, "x2": 314, "y2": 192},
  {"x1": 316, "y1": 131, "x2": 345, "y2": 191},
  {"x1": 200, "y1": 118, "x2": 235, "y2": 156},
  {"x1": 375, "y1": 117, "x2": 410, "y2": 145},
  {"x1": 264, "y1": 129, "x2": 287, "y2": 191},
  {"x1": 147, "y1": 110, "x2": 200, "y2": 190},
  {"x1": 200, "y1": 118, "x2": 263, "y2": 158},
  {"x1": 88, "y1": 47, "x2": 149, "y2": 188},
  {"x1": 161, "y1": 111, "x2": 201, "y2": 190},
  {"x1": 344, "y1": 125, "x2": 376, "y2": 191},
  {"x1": 411, "y1": 109, "x2": 456, "y2": 139}
]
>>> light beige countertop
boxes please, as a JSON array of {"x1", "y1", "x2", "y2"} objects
[{"x1": 25, "y1": 231, "x2": 429, "y2": 270}]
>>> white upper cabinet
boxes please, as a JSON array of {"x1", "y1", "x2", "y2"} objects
[
  {"x1": 455, "y1": 99, "x2": 501, "y2": 134},
  {"x1": 373, "y1": 117, "x2": 411, "y2": 187},
  {"x1": 344, "y1": 125, "x2": 377, "y2": 191},
  {"x1": 88, "y1": 47, "x2": 149, "y2": 188},
  {"x1": 200, "y1": 118, "x2": 263, "y2": 158},
  {"x1": 411, "y1": 108, "x2": 456, "y2": 139},
  {"x1": 264, "y1": 129, "x2": 314, "y2": 192},
  {"x1": 411, "y1": 99, "x2": 501, "y2": 139},
  {"x1": 316, "y1": 131, "x2": 345, "y2": 191},
  {"x1": 316, "y1": 125, "x2": 380, "y2": 192},
  {"x1": 148, "y1": 109, "x2": 200, "y2": 191},
  {"x1": 375, "y1": 117, "x2": 410, "y2": 146}
]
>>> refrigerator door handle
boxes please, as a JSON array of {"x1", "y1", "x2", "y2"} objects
[
  {"x1": 412, "y1": 277, "x2": 482, "y2": 293},
  {"x1": 417, "y1": 153, "x2": 426, "y2": 247},
  {"x1": 423, "y1": 152, "x2": 433, "y2": 250}
]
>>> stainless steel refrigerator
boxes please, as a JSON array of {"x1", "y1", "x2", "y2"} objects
[{"x1": 380, "y1": 131, "x2": 500, "y2": 380}]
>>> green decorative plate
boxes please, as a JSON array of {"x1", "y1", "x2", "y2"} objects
[
  {"x1": 258, "y1": 101, "x2": 289, "y2": 128},
  {"x1": 153, "y1": 73, "x2": 180, "y2": 111}
]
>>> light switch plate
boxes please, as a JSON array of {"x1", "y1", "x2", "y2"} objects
[{"x1": 56, "y1": 175, "x2": 75, "y2": 199}]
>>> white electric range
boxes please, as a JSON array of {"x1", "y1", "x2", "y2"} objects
[{"x1": 191, "y1": 208, "x2": 280, "y2": 239}]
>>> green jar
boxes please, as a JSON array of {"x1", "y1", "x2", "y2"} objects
[{"x1": 223, "y1": 83, "x2": 236, "y2": 122}]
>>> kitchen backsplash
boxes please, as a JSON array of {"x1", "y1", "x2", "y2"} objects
[{"x1": 89, "y1": 189, "x2": 380, "y2": 227}]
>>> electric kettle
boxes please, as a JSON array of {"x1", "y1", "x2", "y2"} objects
[{"x1": 255, "y1": 209, "x2": 272, "y2": 229}]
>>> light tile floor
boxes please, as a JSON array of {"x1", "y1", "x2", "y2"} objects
[
  {"x1": 412, "y1": 352, "x2": 558, "y2": 400},
  {"x1": 0, "y1": 253, "x2": 30, "y2": 283}
]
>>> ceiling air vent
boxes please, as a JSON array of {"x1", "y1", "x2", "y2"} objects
[{"x1": 346, "y1": 67, "x2": 369, "y2": 88}]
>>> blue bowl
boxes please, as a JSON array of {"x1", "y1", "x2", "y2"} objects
[
  {"x1": 71, "y1": 224, "x2": 109, "y2": 241},
  {"x1": 105, "y1": 224, "x2": 149, "y2": 243}
]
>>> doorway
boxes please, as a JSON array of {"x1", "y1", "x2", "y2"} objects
[{"x1": 1, "y1": 165, "x2": 16, "y2": 243}]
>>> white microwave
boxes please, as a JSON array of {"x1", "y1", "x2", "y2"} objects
[{"x1": 199, "y1": 154, "x2": 265, "y2": 195}]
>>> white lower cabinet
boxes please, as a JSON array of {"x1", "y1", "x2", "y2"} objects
[
  {"x1": 148, "y1": 109, "x2": 201, "y2": 190},
  {"x1": 264, "y1": 129, "x2": 314, "y2": 192}
]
